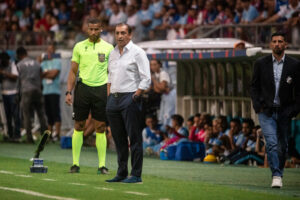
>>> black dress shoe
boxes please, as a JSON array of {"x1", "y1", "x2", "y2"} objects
[
  {"x1": 105, "y1": 176, "x2": 126, "y2": 183},
  {"x1": 122, "y1": 176, "x2": 142, "y2": 184}
]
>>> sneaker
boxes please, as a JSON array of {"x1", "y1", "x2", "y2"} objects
[
  {"x1": 271, "y1": 176, "x2": 282, "y2": 188},
  {"x1": 121, "y1": 176, "x2": 142, "y2": 184},
  {"x1": 105, "y1": 176, "x2": 126, "y2": 183},
  {"x1": 219, "y1": 155, "x2": 227, "y2": 163},
  {"x1": 70, "y1": 165, "x2": 80, "y2": 173},
  {"x1": 253, "y1": 161, "x2": 257, "y2": 167},
  {"x1": 97, "y1": 167, "x2": 109, "y2": 174}
]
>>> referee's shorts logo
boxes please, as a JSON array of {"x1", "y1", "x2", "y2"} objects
[{"x1": 98, "y1": 53, "x2": 105, "y2": 62}]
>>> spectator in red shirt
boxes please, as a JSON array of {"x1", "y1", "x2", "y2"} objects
[
  {"x1": 160, "y1": 114, "x2": 189, "y2": 150},
  {"x1": 189, "y1": 113, "x2": 211, "y2": 142},
  {"x1": 35, "y1": 12, "x2": 52, "y2": 32},
  {"x1": 185, "y1": 5, "x2": 198, "y2": 34}
]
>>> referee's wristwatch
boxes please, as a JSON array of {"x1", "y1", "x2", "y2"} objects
[{"x1": 65, "y1": 91, "x2": 72, "y2": 96}]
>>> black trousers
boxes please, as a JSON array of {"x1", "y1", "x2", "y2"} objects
[
  {"x1": 106, "y1": 92, "x2": 143, "y2": 177},
  {"x1": 21, "y1": 90, "x2": 47, "y2": 139},
  {"x1": 2, "y1": 94, "x2": 21, "y2": 138}
]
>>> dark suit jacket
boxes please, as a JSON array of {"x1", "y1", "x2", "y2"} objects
[{"x1": 250, "y1": 54, "x2": 300, "y2": 118}]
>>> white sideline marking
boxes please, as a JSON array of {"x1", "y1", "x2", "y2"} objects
[
  {"x1": 42, "y1": 178, "x2": 56, "y2": 181},
  {"x1": 69, "y1": 183, "x2": 86, "y2": 186},
  {"x1": 125, "y1": 191, "x2": 149, "y2": 196},
  {"x1": 159, "y1": 199, "x2": 171, "y2": 200},
  {"x1": 0, "y1": 170, "x2": 14, "y2": 174},
  {"x1": 94, "y1": 187, "x2": 114, "y2": 191},
  {"x1": 0, "y1": 186, "x2": 78, "y2": 200},
  {"x1": 14, "y1": 174, "x2": 32, "y2": 178}
]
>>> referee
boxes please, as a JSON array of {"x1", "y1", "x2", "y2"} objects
[{"x1": 65, "y1": 18, "x2": 114, "y2": 174}]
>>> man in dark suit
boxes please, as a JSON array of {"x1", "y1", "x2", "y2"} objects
[{"x1": 251, "y1": 32, "x2": 300, "y2": 188}]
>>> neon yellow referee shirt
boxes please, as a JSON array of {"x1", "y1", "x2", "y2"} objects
[{"x1": 71, "y1": 39, "x2": 114, "y2": 87}]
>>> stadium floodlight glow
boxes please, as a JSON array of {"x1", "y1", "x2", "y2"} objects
[{"x1": 30, "y1": 130, "x2": 51, "y2": 173}]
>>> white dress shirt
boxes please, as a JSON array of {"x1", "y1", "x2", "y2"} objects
[
  {"x1": 108, "y1": 41, "x2": 151, "y2": 93},
  {"x1": 272, "y1": 54, "x2": 285, "y2": 106}
]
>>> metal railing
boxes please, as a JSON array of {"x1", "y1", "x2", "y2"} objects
[
  {"x1": 2, "y1": 23, "x2": 300, "y2": 50},
  {"x1": 180, "y1": 95, "x2": 255, "y2": 123},
  {"x1": 185, "y1": 23, "x2": 299, "y2": 49},
  {"x1": 0, "y1": 31, "x2": 78, "y2": 50}
]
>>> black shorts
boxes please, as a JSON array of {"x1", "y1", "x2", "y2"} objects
[
  {"x1": 73, "y1": 82, "x2": 107, "y2": 122},
  {"x1": 44, "y1": 94, "x2": 61, "y2": 125}
]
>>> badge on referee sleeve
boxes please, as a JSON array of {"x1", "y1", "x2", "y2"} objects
[{"x1": 98, "y1": 53, "x2": 105, "y2": 62}]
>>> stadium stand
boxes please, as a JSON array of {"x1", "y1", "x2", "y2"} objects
[{"x1": 0, "y1": 0, "x2": 300, "y2": 49}]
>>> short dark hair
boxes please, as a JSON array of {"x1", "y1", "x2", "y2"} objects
[
  {"x1": 242, "y1": 118, "x2": 254, "y2": 129},
  {"x1": 0, "y1": 51, "x2": 10, "y2": 67},
  {"x1": 171, "y1": 114, "x2": 184, "y2": 126},
  {"x1": 145, "y1": 114, "x2": 158, "y2": 122},
  {"x1": 187, "y1": 116, "x2": 194, "y2": 122},
  {"x1": 194, "y1": 113, "x2": 201, "y2": 118},
  {"x1": 87, "y1": 18, "x2": 102, "y2": 26},
  {"x1": 151, "y1": 59, "x2": 162, "y2": 67},
  {"x1": 116, "y1": 23, "x2": 132, "y2": 34},
  {"x1": 216, "y1": 115, "x2": 228, "y2": 131},
  {"x1": 16, "y1": 46, "x2": 27, "y2": 57},
  {"x1": 202, "y1": 113, "x2": 212, "y2": 126},
  {"x1": 230, "y1": 118, "x2": 241, "y2": 126},
  {"x1": 271, "y1": 31, "x2": 286, "y2": 41}
]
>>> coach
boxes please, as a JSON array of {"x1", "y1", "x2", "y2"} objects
[
  {"x1": 106, "y1": 23, "x2": 151, "y2": 183},
  {"x1": 250, "y1": 32, "x2": 300, "y2": 188}
]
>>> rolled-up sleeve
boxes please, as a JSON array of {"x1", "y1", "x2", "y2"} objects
[{"x1": 135, "y1": 51, "x2": 151, "y2": 90}]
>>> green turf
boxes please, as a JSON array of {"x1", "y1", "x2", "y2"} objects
[{"x1": 0, "y1": 143, "x2": 299, "y2": 200}]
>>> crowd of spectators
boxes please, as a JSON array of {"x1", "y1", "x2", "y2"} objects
[
  {"x1": 0, "y1": 1, "x2": 300, "y2": 169},
  {"x1": 0, "y1": 48, "x2": 300, "y2": 168},
  {"x1": 0, "y1": 0, "x2": 300, "y2": 47},
  {"x1": 142, "y1": 112, "x2": 300, "y2": 167}
]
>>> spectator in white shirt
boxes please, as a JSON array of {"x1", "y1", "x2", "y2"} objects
[
  {"x1": 126, "y1": 4, "x2": 138, "y2": 29},
  {"x1": 50, "y1": 16, "x2": 60, "y2": 32},
  {"x1": 126, "y1": 4, "x2": 142, "y2": 42},
  {"x1": 0, "y1": 52, "x2": 21, "y2": 141},
  {"x1": 143, "y1": 59, "x2": 170, "y2": 117},
  {"x1": 264, "y1": 0, "x2": 300, "y2": 23},
  {"x1": 108, "y1": 2, "x2": 127, "y2": 32}
]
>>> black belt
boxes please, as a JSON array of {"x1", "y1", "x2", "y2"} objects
[
  {"x1": 110, "y1": 92, "x2": 131, "y2": 98},
  {"x1": 271, "y1": 105, "x2": 281, "y2": 112}
]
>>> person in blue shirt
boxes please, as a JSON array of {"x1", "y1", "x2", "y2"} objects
[
  {"x1": 227, "y1": 118, "x2": 243, "y2": 150},
  {"x1": 225, "y1": 118, "x2": 264, "y2": 166},
  {"x1": 241, "y1": 0, "x2": 259, "y2": 23},
  {"x1": 150, "y1": 0, "x2": 163, "y2": 30},
  {"x1": 137, "y1": 0, "x2": 154, "y2": 40},
  {"x1": 58, "y1": 2, "x2": 70, "y2": 29},
  {"x1": 40, "y1": 43, "x2": 61, "y2": 140},
  {"x1": 142, "y1": 114, "x2": 164, "y2": 150}
]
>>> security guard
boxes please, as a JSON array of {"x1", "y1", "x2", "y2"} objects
[{"x1": 65, "y1": 18, "x2": 114, "y2": 174}]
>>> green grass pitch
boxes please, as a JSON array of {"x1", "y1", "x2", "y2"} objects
[{"x1": 0, "y1": 143, "x2": 299, "y2": 200}]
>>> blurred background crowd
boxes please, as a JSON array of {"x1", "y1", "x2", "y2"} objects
[
  {"x1": 0, "y1": 0, "x2": 300, "y2": 167},
  {"x1": 0, "y1": 0, "x2": 300, "y2": 48}
]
